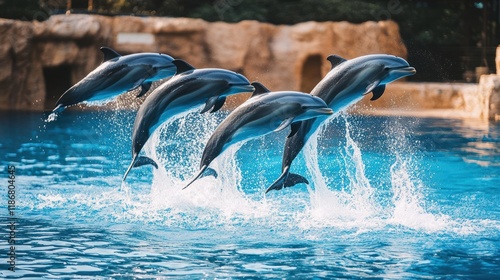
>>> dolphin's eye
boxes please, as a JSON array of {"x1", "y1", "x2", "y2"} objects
[{"x1": 301, "y1": 105, "x2": 307, "y2": 110}]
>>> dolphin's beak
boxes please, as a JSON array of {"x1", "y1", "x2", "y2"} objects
[
  {"x1": 393, "y1": 66, "x2": 416, "y2": 76},
  {"x1": 310, "y1": 107, "x2": 334, "y2": 115},
  {"x1": 233, "y1": 84, "x2": 255, "y2": 93}
]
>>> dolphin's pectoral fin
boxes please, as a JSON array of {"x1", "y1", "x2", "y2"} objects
[
  {"x1": 137, "y1": 81, "x2": 153, "y2": 97},
  {"x1": 326, "y1": 55, "x2": 347, "y2": 70},
  {"x1": 100, "y1": 47, "x2": 121, "y2": 62},
  {"x1": 250, "y1": 82, "x2": 271, "y2": 98},
  {"x1": 365, "y1": 81, "x2": 380, "y2": 95},
  {"x1": 275, "y1": 117, "x2": 294, "y2": 132},
  {"x1": 288, "y1": 122, "x2": 302, "y2": 138},
  {"x1": 129, "y1": 78, "x2": 146, "y2": 92},
  {"x1": 134, "y1": 156, "x2": 158, "y2": 169},
  {"x1": 173, "y1": 59, "x2": 196, "y2": 75},
  {"x1": 200, "y1": 96, "x2": 219, "y2": 114},
  {"x1": 183, "y1": 165, "x2": 209, "y2": 189},
  {"x1": 210, "y1": 97, "x2": 226, "y2": 113},
  {"x1": 370, "y1": 84, "x2": 386, "y2": 101}
]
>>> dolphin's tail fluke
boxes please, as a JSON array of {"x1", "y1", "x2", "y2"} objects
[
  {"x1": 53, "y1": 103, "x2": 65, "y2": 114},
  {"x1": 203, "y1": 167, "x2": 218, "y2": 179},
  {"x1": 122, "y1": 155, "x2": 158, "y2": 182},
  {"x1": 183, "y1": 165, "x2": 218, "y2": 190},
  {"x1": 265, "y1": 166, "x2": 309, "y2": 193},
  {"x1": 134, "y1": 156, "x2": 158, "y2": 169}
]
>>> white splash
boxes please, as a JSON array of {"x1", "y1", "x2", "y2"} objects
[
  {"x1": 387, "y1": 155, "x2": 451, "y2": 232},
  {"x1": 299, "y1": 116, "x2": 382, "y2": 231},
  {"x1": 45, "y1": 112, "x2": 59, "y2": 122},
  {"x1": 24, "y1": 111, "x2": 499, "y2": 236},
  {"x1": 141, "y1": 111, "x2": 271, "y2": 225}
]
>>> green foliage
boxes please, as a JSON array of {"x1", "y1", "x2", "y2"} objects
[
  {"x1": 0, "y1": 0, "x2": 45, "y2": 20},
  {"x1": 159, "y1": 0, "x2": 389, "y2": 24},
  {"x1": 394, "y1": 1, "x2": 470, "y2": 46},
  {"x1": 95, "y1": 0, "x2": 492, "y2": 48}
]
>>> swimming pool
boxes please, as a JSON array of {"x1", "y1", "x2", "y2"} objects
[{"x1": 0, "y1": 110, "x2": 499, "y2": 278}]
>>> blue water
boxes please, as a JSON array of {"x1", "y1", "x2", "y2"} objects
[{"x1": 0, "y1": 110, "x2": 499, "y2": 279}]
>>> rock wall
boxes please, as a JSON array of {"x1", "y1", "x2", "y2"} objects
[
  {"x1": 477, "y1": 75, "x2": 500, "y2": 120},
  {"x1": 0, "y1": 14, "x2": 407, "y2": 111},
  {"x1": 355, "y1": 82, "x2": 483, "y2": 119},
  {"x1": 355, "y1": 77, "x2": 500, "y2": 121}
]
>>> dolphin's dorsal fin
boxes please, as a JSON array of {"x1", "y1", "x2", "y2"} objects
[
  {"x1": 100, "y1": 47, "x2": 121, "y2": 62},
  {"x1": 370, "y1": 84, "x2": 386, "y2": 101},
  {"x1": 173, "y1": 59, "x2": 195, "y2": 74},
  {"x1": 326, "y1": 55, "x2": 347, "y2": 70},
  {"x1": 250, "y1": 82, "x2": 271, "y2": 98},
  {"x1": 365, "y1": 81, "x2": 380, "y2": 96}
]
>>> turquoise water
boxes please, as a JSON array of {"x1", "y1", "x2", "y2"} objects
[{"x1": 0, "y1": 110, "x2": 499, "y2": 279}]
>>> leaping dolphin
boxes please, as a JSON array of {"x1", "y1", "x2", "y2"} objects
[
  {"x1": 49, "y1": 47, "x2": 176, "y2": 119},
  {"x1": 265, "y1": 54, "x2": 416, "y2": 193},
  {"x1": 182, "y1": 82, "x2": 334, "y2": 189},
  {"x1": 122, "y1": 60, "x2": 255, "y2": 181}
]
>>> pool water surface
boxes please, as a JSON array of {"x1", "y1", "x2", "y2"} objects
[{"x1": 0, "y1": 110, "x2": 499, "y2": 279}]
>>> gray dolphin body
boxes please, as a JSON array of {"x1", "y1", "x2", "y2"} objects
[
  {"x1": 51, "y1": 47, "x2": 176, "y2": 117},
  {"x1": 122, "y1": 60, "x2": 254, "y2": 181},
  {"x1": 182, "y1": 82, "x2": 334, "y2": 189},
  {"x1": 265, "y1": 54, "x2": 416, "y2": 193}
]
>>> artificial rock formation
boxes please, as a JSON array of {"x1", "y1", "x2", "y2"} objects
[
  {"x1": 356, "y1": 82, "x2": 485, "y2": 119},
  {"x1": 477, "y1": 75, "x2": 500, "y2": 120},
  {"x1": 0, "y1": 14, "x2": 407, "y2": 111}
]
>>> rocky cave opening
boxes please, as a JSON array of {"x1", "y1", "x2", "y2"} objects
[
  {"x1": 300, "y1": 54, "x2": 323, "y2": 93},
  {"x1": 43, "y1": 65, "x2": 73, "y2": 110}
]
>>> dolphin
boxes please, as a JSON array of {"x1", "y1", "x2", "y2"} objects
[
  {"x1": 50, "y1": 47, "x2": 176, "y2": 118},
  {"x1": 182, "y1": 82, "x2": 334, "y2": 189},
  {"x1": 265, "y1": 54, "x2": 416, "y2": 193},
  {"x1": 122, "y1": 60, "x2": 255, "y2": 181}
]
